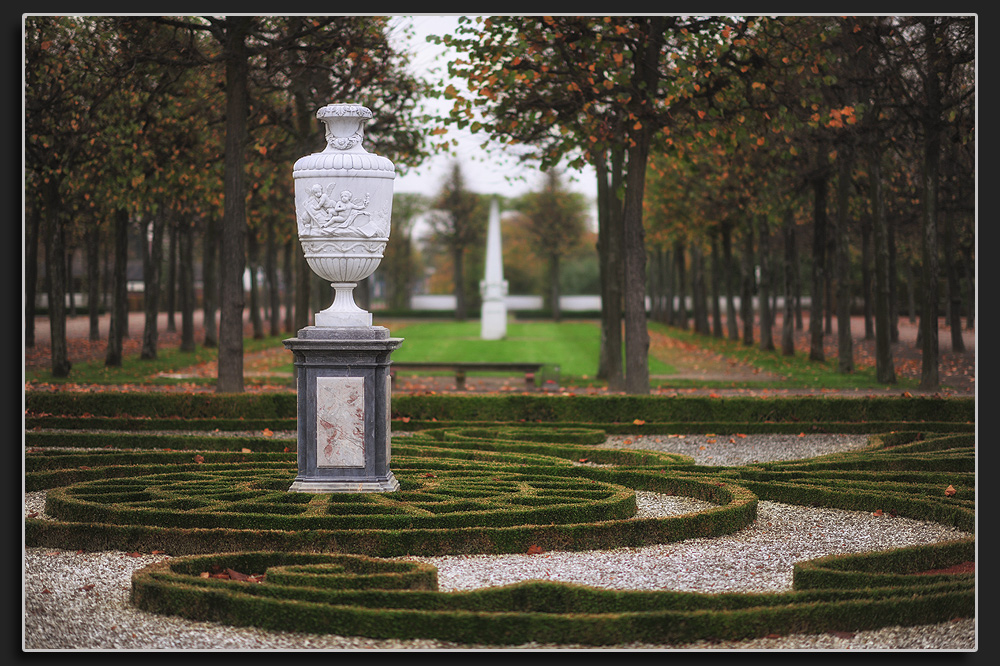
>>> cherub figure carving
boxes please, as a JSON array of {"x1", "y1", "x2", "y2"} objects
[
  {"x1": 298, "y1": 185, "x2": 371, "y2": 235},
  {"x1": 330, "y1": 189, "x2": 371, "y2": 228}
]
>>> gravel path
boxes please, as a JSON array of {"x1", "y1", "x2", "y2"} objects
[{"x1": 22, "y1": 433, "x2": 976, "y2": 651}]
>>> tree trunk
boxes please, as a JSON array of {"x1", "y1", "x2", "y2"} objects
[
  {"x1": 961, "y1": 243, "x2": 974, "y2": 330},
  {"x1": 25, "y1": 198, "x2": 41, "y2": 348},
  {"x1": 824, "y1": 236, "x2": 834, "y2": 336},
  {"x1": 919, "y1": 20, "x2": 942, "y2": 391},
  {"x1": 710, "y1": 235, "x2": 722, "y2": 338},
  {"x1": 648, "y1": 247, "x2": 662, "y2": 323},
  {"x1": 216, "y1": 17, "x2": 252, "y2": 393},
  {"x1": 870, "y1": 144, "x2": 896, "y2": 384},
  {"x1": 595, "y1": 150, "x2": 624, "y2": 391},
  {"x1": 141, "y1": 214, "x2": 164, "y2": 360},
  {"x1": 904, "y1": 259, "x2": 917, "y2": 324},
  {"x1": 781, "y1": 210, "x2": 796, "y2": 356},
  {"x1": 674, "y1": 240, "x2": 687, "y2": 330},
  {"x1": 283, "y1": 240, "x2": 295, "y2": 333},
  {"x1": 266, "y1": 217, "x2": 281, "y2": 337},
  {"x1": 622, "y1": 135, "x2": 652, "y2": 395},
  {"x1": 663, "y1": 246, "x2": 675, "y2": 325},
  {"x1": 66, "y1": 251, "x2": 76, "y2": 317},
  {"x1": 721, "y1": 225, "x2": 739, "y2": 341},
  {"x1": 294, "y1": 244, "x2": 311, "y2": 331},
  {"x1": 179, "y1": 220, "x2": 196, "y2": 353},
  {"x1": 86, "y1": 222, "x2": 101, "y2": 341},
  {"x1": 757, "y1": 215, "x2": 774, "y2": 352},
  {"x1": 45, "y1": 182, "x2": 72, "y2": 377},
  {"x1": 861, "y1": 213, "x2": 874, "y2": 340},
  {"x1": 202, "y1": 215, "x2": 219, "y2": 347},
  {"x1": 888, "y1": 216, "x2": 899, "y2": 342},
  {"x1": 247, "y1": 230, "x2": 264, "y2": 339},
  {"x1": 836, "y1": 147, "x2": 854, "y2": 374},
  {"x1": 793, "y1": 229, "x2": 804, "y2": 332},
  {"x1": 166, "y1": 217, "x2": 178, "y2": 334},
  {"x1": 741, "y1": 225, "x2": 754, "y2": 347},
  {"x1": 105, "y1": 207, "x2": 129, "y2": 368},
  {"x1": 809, "y1": 174, "x2": 828, "y2": 362},
  {"x1": 942, "y1": 210, "x2": 965, "y2": 352},
  {"x1": 692, "y1": 244, "x2": 710, "y2": 335}
]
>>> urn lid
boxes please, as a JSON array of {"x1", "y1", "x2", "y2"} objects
[{"x1": 293, "y1": 103, "x2": 395, "y2": 176}]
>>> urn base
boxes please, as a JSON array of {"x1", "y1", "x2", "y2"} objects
[{"x1": 315, "y1": 282, "x2": 372, "y2": 327}]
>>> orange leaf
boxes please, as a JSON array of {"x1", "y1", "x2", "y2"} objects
[
  {"x1": 194, "y1": 454, "x2": 205, "y2": 463},
  {"x1": 633, "y1": 419, "x2": 645, "y2": 426},
  {"x1": 527, "y1": 544, "x2": 544, "y2": 555},
  {"x1": 263, "y1": 428, "x2": 274, "y2": 437},
  {"x1": 945, "y1": 485, "x2": 957, "y2": 497},
  {"x1": 241, "y1": 448, "x2": 252, "y2": 453},
  {"x1": 401, "y1": 416, "x2": 411, "y2": 423},
  {"x1": 872, "y1": 509, "x2": 883, "y2": 517}
]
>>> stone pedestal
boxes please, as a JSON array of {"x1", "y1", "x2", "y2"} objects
[{"x1": 283, "y1": 326, "x2": 402, "y2": 493}]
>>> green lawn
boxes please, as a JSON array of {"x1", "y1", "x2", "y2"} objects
[{"x1": 385, "y1": 320, "x2": 675, "y2": 380}]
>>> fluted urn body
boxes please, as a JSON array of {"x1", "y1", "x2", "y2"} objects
[{"x1": 293, "y1": 104, "x2": 394, "y2": 327}]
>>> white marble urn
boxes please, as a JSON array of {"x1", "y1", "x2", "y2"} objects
[{"x1": 293, "y1": 104, "x2": 395, "y2": 327}]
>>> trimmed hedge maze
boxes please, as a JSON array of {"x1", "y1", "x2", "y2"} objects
[{"x1": 24, "y1": 400, "x2": 975, "y2": 647}]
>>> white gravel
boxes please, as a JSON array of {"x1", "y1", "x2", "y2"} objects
[{"x1": 22, "y1": 433, "x2": 977, "y2": 651}]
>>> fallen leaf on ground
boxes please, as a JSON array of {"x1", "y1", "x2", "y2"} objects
[
  {"x1": 527, "y1": 545, "x2": 544, "y2": 555},
  {"x1": 945, "y1": 484, "x2": 957, "y2": 497}
]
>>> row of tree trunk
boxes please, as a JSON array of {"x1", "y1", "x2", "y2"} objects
[{"x1": 642, "y1": 209, "x2": 973, "y2": 382}]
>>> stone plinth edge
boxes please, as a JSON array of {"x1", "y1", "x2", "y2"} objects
[{"x1": 288, "y1": 472, "x2": 400, "y2": 494}]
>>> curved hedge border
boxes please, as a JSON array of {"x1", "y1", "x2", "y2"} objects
[
  {"x1": 24, "y1": 415, "x2": 975, "y2": 645},
  {"x1": 25, "y1": 427, "x2": 757, "y2": 557},
  {"x1": 128, "y1": 543, "x2": 974, "y2": 646}
]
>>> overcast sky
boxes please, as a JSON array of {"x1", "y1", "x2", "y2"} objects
[{"x1": 387, "y1": 15, "x2": 599, "y2": 207}]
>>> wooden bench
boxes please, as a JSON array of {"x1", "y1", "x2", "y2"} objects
[{"x1": 390, "y1": 362, "x2": 548, "y2": 391}]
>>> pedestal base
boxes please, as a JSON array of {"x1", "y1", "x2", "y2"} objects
[
  {"x1": 480, "y1": 299, "x2": 508, "y2": 340},
  {"x1": 288, "y1": 473, "x2": 399, "y2": 493},
  {"x1": 283, "y1": 326, "x2": 403, "y2": 494}
]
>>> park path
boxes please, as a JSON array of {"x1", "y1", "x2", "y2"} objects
[{"x1": 24, "y1": 309, "x2": 975, "y2": 396}]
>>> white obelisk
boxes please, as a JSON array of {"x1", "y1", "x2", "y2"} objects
[{"x1": 480, "y1": 197, "x2": 508, "y2": 340}]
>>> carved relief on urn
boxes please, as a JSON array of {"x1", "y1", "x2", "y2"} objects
[{"x1": 293, "y1": 104, "x2": 395, "y2": 327}]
